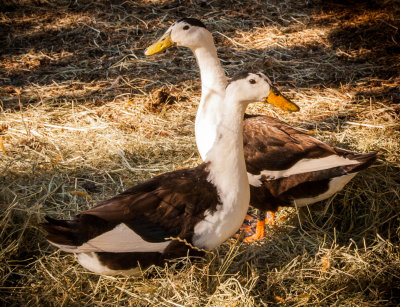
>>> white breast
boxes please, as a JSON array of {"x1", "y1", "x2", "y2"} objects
[
  {"x1": 192, "y1": 188, "x2": 249, "y2": 250},
  {"x1": 195, "y1": 113, "x2": 218, "y2": 160},
  {"x1": 192, "y1": 142, "x2": 250, "y2": 250}
]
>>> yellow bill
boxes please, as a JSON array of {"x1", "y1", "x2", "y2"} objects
[
  {"x1": 145, "y1": 31, "x2": 175, "y2": 56},
  {"x1": 265, "y1": 87, "x2": 300, "y2": 112}
]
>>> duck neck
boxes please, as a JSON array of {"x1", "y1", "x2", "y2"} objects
[
  {"x1": 205, "y1": 102, "x2": 248, "y2": 193},
  {"x1": 193, "y1": 101, "x2": 250, "y2": 250},
  {"x1": 192, "y1": 39, "x2": 227, "y2": 160}
]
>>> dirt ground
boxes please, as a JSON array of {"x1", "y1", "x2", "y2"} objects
[{"x1": 1, "y1": 0, "x2": 400, "y2": 305}]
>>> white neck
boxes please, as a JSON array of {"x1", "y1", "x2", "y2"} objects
[
  {"x1": 193, "y1": 98, "x2": 250, "y2": 249},
  {"x1": 192, "y1": 38, "x2": 227, "y2": 159},
  {"x1": 205, "y1": 101, "x2": 248, "y2": 195}
]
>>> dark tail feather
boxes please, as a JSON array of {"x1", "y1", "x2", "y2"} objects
[
  {"x1": 333, "y1": 148, "x2": 378, "y2": 173},
  {"x1": 40, "y1": 216, "x2": 79, "y2": 246}
]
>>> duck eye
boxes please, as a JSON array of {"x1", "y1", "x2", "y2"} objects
[
  {"x1": 249, "y1": 79, "x2": 256, "y2": 84},
  {"x1": 183, "y1": 25, "x2": 190, "y2": 30}
]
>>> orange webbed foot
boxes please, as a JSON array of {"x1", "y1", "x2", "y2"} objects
[
  {"x1": 232, "y1": 213, "x2": 258, "y2": 239},
  {"x1": 232, "y1": 210, "x2": 277, "y2": 242},
  {"x1": 243, "y1": 219, "x2": 265, "y2": 243},
  {"x1": 265, "y1": 211, "x2": 276, "y2": 226},
  {"x1": 242, "y1": 213, "x2": 258, "y2": 226}
]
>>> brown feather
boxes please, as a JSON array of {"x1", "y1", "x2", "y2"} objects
[
  {"x1": 41, "y1": 162, "x2": 220, "y2": 271},
  {"x1": 243, "y1": 115, "x2": 377, "y2": 212}
]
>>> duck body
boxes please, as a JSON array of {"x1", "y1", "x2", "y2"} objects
[
  {"x1": 41, "y1": 72, "x2": 290, "y2": 274},
  {"x1": 145, "y1": 18, "x2": 377, "y2": 240},
  {"x1": 43, "y1": 164, "x2": 219, "y2": 275},
  {"x1": 243, "y1": 115, "x2": 377, "y2": 211}
]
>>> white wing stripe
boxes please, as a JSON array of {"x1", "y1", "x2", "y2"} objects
[
  {"x1": 49, "y1": 223, "x2": 171, "y2": 253},
  {"x1": 248, "y1": 155, "x2": 360, "y2": 187}
]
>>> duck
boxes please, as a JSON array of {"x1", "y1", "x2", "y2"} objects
[
  {"x1": 145, "y1": 18, "x2": 378, "y2": 241},
  {"x1": 41, "y1": 72, "x2": 298, "y2": 275}
]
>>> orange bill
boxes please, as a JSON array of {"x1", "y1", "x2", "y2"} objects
[
  {"x1": 144, "y1": 31, "x2": 175, "y2": 56},
  {"x1": 264, "y1": 87, "x2": 300, "y2": 112}
]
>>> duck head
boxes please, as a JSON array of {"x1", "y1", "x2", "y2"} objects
[
  {"x1": 145, "y1": 18, "x2": 212, "y2": 55},
  {"x1": 227, "y1": 72, "x2": 300, "y2": 112}
]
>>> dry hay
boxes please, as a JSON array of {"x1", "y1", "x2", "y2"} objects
[{"x1": 1, "y1": 0, "x2": 400, "y2": 305}]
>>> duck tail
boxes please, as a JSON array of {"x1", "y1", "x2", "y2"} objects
[
  {"x1": 334, "y1": 148, "x2": 378, "y2": 173},
  {"x1": 40, "y1": 216, "x2": 81, "y2": 251}
]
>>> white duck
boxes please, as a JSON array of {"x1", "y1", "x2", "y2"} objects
[
  {"x1": 41, "y1": 72, "x2": 296, "y2": 275},
  {"x1": 145, "y1": 18, "x2": 377, "y2": 241}
]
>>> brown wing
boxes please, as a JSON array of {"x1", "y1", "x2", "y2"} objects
[
  {"x1": 243, "y1": 115, "x2": 377, "y2": 211},
  {"x1": 42, "y1": 163, "x2": 220, "y2": 247},
  {"x1": 243, "y1": 115, "x2": 336, "y2": 175},
  {"x1": 80, "y1": 163, "x2": 220, "y2": 243}
]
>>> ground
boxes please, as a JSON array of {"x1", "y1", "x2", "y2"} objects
[{"x1": 1, "y1": 0, "x2": 400, "y2": 305}]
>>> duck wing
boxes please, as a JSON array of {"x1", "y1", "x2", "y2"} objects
[
  {"x1": 41, "y1": 163, "x2": 220, "y2": 253},
  {"x1": 243, "y1": 115, "x2": 377, "y2": 206},
  {"x1": 243, "y1": 115, "x2": 337, "y2": 175}
]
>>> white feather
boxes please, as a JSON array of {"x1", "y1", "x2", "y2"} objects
[
  {"x1": 294, "y1": 173, "x2": 358, "y2": 207},
  {"x1": 191, "y1": 33, "x2": 227, "y2": 160},
  {"x1": 49, "y1": 223, "x2": 171, "y2": 253},
  {"x1": 248, "y1": 155, "x2": 360, "y2": 187},
  {"x1": 75, "y1": 252, "x2": 141, "y2": 276},
  {"x1": 193, "y1": 84, "x2": 251, "y2": 250}
]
